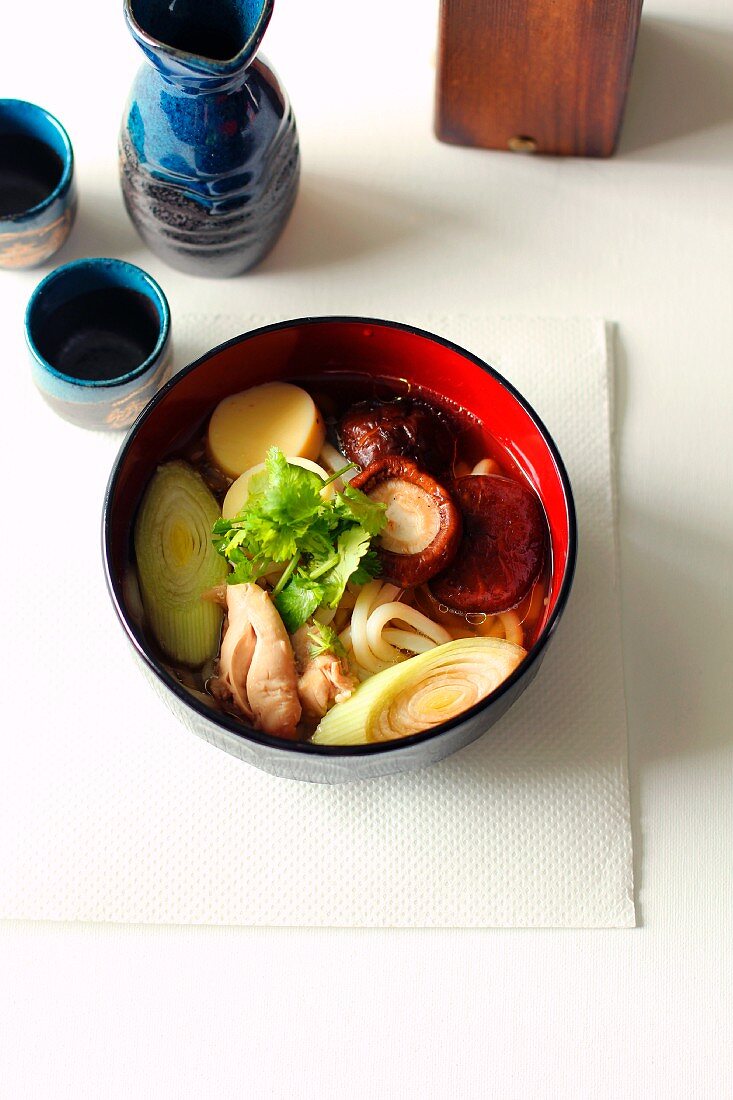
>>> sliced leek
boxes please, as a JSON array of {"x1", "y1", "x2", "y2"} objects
[
  {"x1": 134, "y1": 461, "x2": 228, "y2": 667},
  {"x1": 312, "y1": 637, "x2": 526, "y2": 745}
]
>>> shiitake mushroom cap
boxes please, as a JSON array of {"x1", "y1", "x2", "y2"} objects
[
  {"x1": 351, "y1": 456, "x2": 462, "y2": 587},
  {"x1": 338, "y1": 399, "x2": 455, "y2": 477},
  {"x1": 429, "y1": 475, "x2": 547, "y2": 613}
]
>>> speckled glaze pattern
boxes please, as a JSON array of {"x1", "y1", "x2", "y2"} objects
[
  {"x1": 0, "y1": 100, "x2": 76, "y2": 270},
  {"x1": 26, "y1": 257, "x2": 172, "y2": 431},
  {"x1": 119, "y1": 1, "x2": 300, "y2": 278}
]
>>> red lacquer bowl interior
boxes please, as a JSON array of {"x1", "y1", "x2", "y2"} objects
[{"x1": 105, "y1": 318, "x2": 576, "y2": 749}]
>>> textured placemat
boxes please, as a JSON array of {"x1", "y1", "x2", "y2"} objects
[{"x1": 0, "y1": 314, "x2": 634, "y2": 927}]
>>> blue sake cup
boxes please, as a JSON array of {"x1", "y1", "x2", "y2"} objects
[
  {"x1": 0, "y1": 99, "x2": 76, "y2": 269},
  {"x1": 26, "y1": 257, "x2": 172, "y2": 430}
]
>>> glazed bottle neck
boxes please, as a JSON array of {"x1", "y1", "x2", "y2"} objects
[{"x1": 124, "y1": 0, "x2": 273, "y2": 92}]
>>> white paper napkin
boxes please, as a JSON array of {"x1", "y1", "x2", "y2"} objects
[{"x1": 0, "y1": 314, "x2": 634, "y2": 928}]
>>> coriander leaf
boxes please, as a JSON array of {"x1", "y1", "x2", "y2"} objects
[
  {"x1": 309, "y1": 553, "x2": 340, "y2": 580},
  {"x1": 319, "y1": 525, "x2": 372, "y2": 609},
  {"x1": 298, "y1": 521, "x2": 338, "y2": 566},
  {"x1": 336, "y1": 484, "x2": 388, "y2": 536},
  {"x1": 227, "y1": 557, "x2": 257, "y2": 584},
  {"x1": 308, "y1": 622, "x2": 346, "y2": 660},
  {"x1": 274, "y1": 575, "x2": 323, "y2": 634},
  {"x1": 212, "y1": 516, "x2": 235, "y2": 536},
  {"x1": 350, "y1": 548, "x2": 382, "y2": 586},
  {"x1": 238, "y1": 508, "x2": 301, "y2": 562},
  {"x1": 252, "y1": 447, "x2": 324, "y2": 524},
  {"x1": 212, "y1": 449, "x2": 385, "y2": 615}
]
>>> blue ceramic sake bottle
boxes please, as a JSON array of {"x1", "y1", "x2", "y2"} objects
[{"x1": 120, "y1": 0, "x2": 300, "y2": 277}]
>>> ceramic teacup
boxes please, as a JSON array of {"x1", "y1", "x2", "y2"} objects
[
  {"x1": 26, "y1": 257, "x2": 172, "y2": 430},
  {"x1": 0, "y1": 99, "x2": 76, "y2": 269}
]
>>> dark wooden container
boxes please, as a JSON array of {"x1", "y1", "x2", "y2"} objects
[{"x1": 435, "y1": 0, "x2": 644, "y2": 157}]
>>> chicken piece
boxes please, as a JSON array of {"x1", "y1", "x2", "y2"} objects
[
  {"x1": 292, "y1": 625, "x2": 358, "y2": 721},
  {"x1": 210, "y1": 583, "x2": 301, "y2": 739}
]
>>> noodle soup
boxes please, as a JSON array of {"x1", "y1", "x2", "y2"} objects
[
  {"x1": 103, "y1": 317, "x2": 576, "y2": 781},
  {"x1": 130, "y1": 371, "x2": 552, "y2": 745}
]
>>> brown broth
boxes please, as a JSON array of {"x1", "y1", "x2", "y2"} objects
[{"x1": 300, "y1": 370, "x2": 512, "y2": 479}]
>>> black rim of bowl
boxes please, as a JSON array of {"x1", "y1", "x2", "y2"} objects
[{"x1": 102, "y1": 316, "x2": 578, "y2": 759}]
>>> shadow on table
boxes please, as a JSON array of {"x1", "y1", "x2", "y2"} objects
[
  {"x1": 618, "y1": 17, "x2": 733, "y2": 163},
  {"x1": 260, "y1": 173, "x2": 458, "y2": 274},
  {"x1": 54, "y1": 186, "x2": 142, "y2": 266},
  {"x1": 614, "y1": 324, "x2": 733, "y2": 922},
  {"x1": 618, "y1": 509, "x2": 732, "y2": 769},
  {"x1": 611, "y1": 303, "x2": 732, "y2": 931},
  {"x1": 54, "y1": 173, "x2": 456, "y2": 280}
]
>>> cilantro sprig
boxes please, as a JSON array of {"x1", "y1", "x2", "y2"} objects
[
  {"x1": 308, "y1": 622, "x2": 347, "y2": 661},
  {"x1": 212, "y1": 448, "x2": 387, "y2": 633}
]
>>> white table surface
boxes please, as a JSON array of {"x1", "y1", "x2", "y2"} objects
[{"x1": 1, "y1": 1, "x2": 730, "y2": 1097}]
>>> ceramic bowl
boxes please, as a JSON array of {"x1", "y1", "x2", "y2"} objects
[
  {"x1": 26, "y1": 257, "x2": 172, "y2": 430},
  {"x1": 103, "y1": 318, "x2": 577, "y2": 782},
  {"x1": 0, "y1": 99, "x2": 76, "y2": 269}
]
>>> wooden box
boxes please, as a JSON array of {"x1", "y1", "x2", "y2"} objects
[{"x1": 435, "y1": 0, "x2": 644, "y2": 157}]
